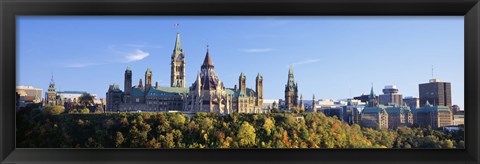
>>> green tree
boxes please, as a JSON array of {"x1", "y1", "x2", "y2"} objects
[
  {"x1": 115, "y1": 131, "x2": 125, "y2": 148},
  {"x1": 171, "y1": 114, "x2": 186, "y2": 128},
  {"x1": 440, "y1": 139, "x2": 454, "y2": 148},
  {"x1": 43, "y1": 105, "x2": 65, "y2": 115},
  {"x1": 95, "y1": 105, "x2": 104, "y2": 113},
  {"x1": 237, "y1": 121, "x2": 256, "y2": 148},
  {"x1": 80, "y1": 108, "x2": 90, "y2": 114},
  {"x1": 262, "y1": 118, "x2": 275, "y2": 136},
  {"x1": 78, "y1": 93, "x2": 94, "y2": 107}
]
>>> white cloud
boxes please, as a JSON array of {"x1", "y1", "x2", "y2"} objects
[
  {"x1": 125, "y1": 49, "x2": 150, "y2": 62},
  {"x1": 240, "y1": 48, "x2": 274, "y2": 53},
  {"x1": 125, "y1": 44, "x2": 162, "y2": 49},
  {"x1": 291, "y1": 59, "x2": 321, "y2": 66}
]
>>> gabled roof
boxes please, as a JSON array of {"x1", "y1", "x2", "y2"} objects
[
  {"x1": 226, "y1": 88, "x2": 257, "y2": 98},
  {"x1": 133, "y1": 86, "x2": 188, "y2": 97},
  {"x1": 362, "y1": 106, "x2": 387, "y2": 113},
  {"x1": 385, "y1": 106, "x2": 411, "y2": 114},
  {"x1": 132, "y1": 87, "x2": 144, "y2": 97},
  {"x1": 146, "y1": 87, "x2": 188, "y2": 97},
  {"x1": 413, "y1": 105, "x2": 451, "y2": 113}
]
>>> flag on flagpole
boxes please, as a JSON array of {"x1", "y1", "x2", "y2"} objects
[{"x1": 174, "y1": 23, "x2": 180, "y2": 27}]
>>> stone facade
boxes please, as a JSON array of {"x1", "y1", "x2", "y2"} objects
[
  {"x1": 184, "y1": 48, "x2": 263, "y2": 114},
  {"x1": 106, "y1": 84, "x2": 123, "y2": 112},
  {"x1": 283, "y1": 66, "x2": 302, "y2": 111},
  {"x1": 106, "y1": 33, "x2": 263, "y2": 113},
  {"x1": 44, "y1": 75, "x2": 65, "y2": 106},
  {"x1": 385, "y1": 105, "x2": 413, "y2": 129},
  {"x1": 171, "y1": 32, "x2": 186, "y2": 88},
  {"x1": 413, "y1": 101, "x2": 452, "y2": 128},
  {"x1": 360, "y1": 86, "x2": 388, "y2": 129}
]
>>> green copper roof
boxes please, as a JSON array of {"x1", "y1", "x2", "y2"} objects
[
  {"x1": 147, "y1": 87, "x2": 188, "y2": 97},
  {"x1": 174, "y1": 32, "x2": 182, "y2": 52},
  {"x1": 146, "y1": 67, "x2": 152, "y2": 73},
  {"x1": 126, "y1": 66, "x2": 131, "y2": 72},
  {"x1": 131, "y1": 87, "x2": 144, "y2": 97},
  {"x1": 362, "y1": 106, "x2": 387, "y2": 113},
  {"x1": 369, "y1": 84, "x2": 375, "y2": 98},
  {"x1": 289, "y1": 65, "x2": 294, "y2": 75},
  {"x1": 132, "y1": 86, "x2": 188, "y2": 97},
  {"x1": 453, "y1": 115, "x2": 464, "y2": 119},
  {"x1": 385, "y1": 106, "x2": 411, "y2": 114},
  {"x1": 286, "y1": 66, "x2": 296, "y2": 88},
  {"x1": 414, "y1": 105, "x2": 450, "y2": 113},
  {"x1": 226, "y1": 88, "x2": 257, "y2": 98},
  {"x1": 256, "y1": 72, "x2": 263, "y2": 79},
  {"x1": 240, "y1": 72, "x2": 246, "y2": 78},
  {"x1": 113, "y1": 84, "x2": 120, "y2": 90}
]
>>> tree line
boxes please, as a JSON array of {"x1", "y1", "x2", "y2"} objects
[{"x1": 16, "y1": 105, "x2": 464, "y2": 148}]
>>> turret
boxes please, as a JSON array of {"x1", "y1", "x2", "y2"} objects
[
  {"x1": 124, "y1": 66, "x2": 132, "y2": 94},
  {"x1": 256, "y1": 73, "x2": 263, "y2": 106},
  {"x1": 368, "y1": 84, "x2": 377, "y2": 107},
  {"x1": 195, "y1": 72, "x2": 202, "y2": 95},
  {"x1": 239, "y1": 72, "x2": 246, "y2": 95},
  {"x1": 145, "y1": 67, "x2": 152, "y2": 92},
  {"x1": 138, "y1": 78, "x2": 143, "y2": 90},
  {"x1": 300, "y1": 94, "x2": 304, "y2": 110}
]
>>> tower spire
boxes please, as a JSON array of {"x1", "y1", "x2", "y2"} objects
[
  {"x1": 174, "y1": 32, "x2": 182, "y2": 53},
  {"x1": 368, "y1": 83, "x2": 377, "y2": 107},
  {"x1": 289, "y1": 65, "x2": 294, "y2": 75},
  {"x1": 370, "y1": 83, "x2": 374, "y2": 98},
  {"x1": 202, "y1": 45, "x2": 213, "y2": 67},
  {"x1": 50, "y1": 72, "x2": 54, "y2": 85},
  {"x1": 287, "y1": 65, "x2": 295, "y2": 87},
  {"x1": 171, "y1": 32, "x2": 186, "y2": 88}
]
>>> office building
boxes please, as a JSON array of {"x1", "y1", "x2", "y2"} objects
[
  {"x1": 413, "y1": 101, "x2": 452, "y2": 128},
  {"x1": 403, "y1": 96, "x2": 420, "y2": 110},
  {"x1": 419, "y1": 79, "x2": 452, "y2": 109},
  {"x1": 378, "y1": 85, "x2": 403, "y2": 106}
]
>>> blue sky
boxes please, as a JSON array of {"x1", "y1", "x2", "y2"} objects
[{"x1": 17, "y1": 16, "x2": 464, "y2": 109}]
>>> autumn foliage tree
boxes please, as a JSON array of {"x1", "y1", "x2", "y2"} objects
[{"x1": 16, "y1": 106, "x2": 465, "y2": 149}]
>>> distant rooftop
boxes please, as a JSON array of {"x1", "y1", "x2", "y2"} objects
[
  {"x1": 384, "y1": 85, "x2": 397, "y2": 89},
  {"x1": 57, "y1": 91, "x2": 88, "y2": 94},
  {"x1": 429, "y1": 78, "x2": 441, "y2": 83},
  {"x1": 16, "y1": 86, "x2": 42, "y2": 90}
]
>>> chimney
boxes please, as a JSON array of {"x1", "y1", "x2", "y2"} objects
[
  {"x1": 156, "y1": 81, "x2": 158, "y2": 88},
  {"x1": 234, "y1": 84, "x2": 238, "y2": 91}
]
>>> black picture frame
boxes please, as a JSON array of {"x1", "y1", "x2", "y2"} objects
[{"x1": 1, "y1": 0, "x2": 479, "y2": 163}]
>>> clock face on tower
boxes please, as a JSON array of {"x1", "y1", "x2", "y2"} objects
[{"x1": 176, "y1": 54, "x2": 183, "y2": 62}]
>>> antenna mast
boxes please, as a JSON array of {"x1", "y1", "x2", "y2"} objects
[{"x1": 431, "y1": 65, "x2": 434, "y2": 79}]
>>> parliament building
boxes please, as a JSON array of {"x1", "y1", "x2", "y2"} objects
[{"x1": 106, "y1": 33, "x2": 264, "y2": 113}]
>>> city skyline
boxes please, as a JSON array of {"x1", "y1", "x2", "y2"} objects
[{"x1": 17, "y1": 16, "x2": 464, "y2": 109}]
